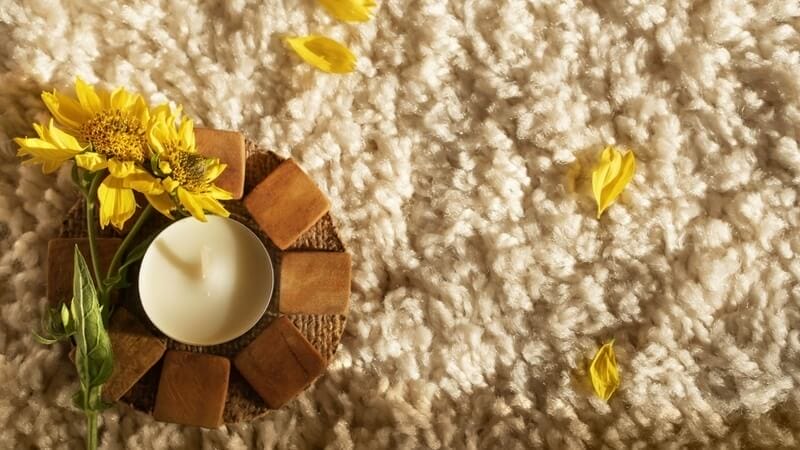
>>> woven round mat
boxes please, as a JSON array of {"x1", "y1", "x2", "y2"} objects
[{"x1": 58, "y1": 141, "x2": 348, "y2": 423}]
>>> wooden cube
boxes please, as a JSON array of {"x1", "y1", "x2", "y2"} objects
[
  {"x1": 195, "y1": 128, "x2": 246, "y2": 199},
  {"x1": 47, "y1": 238, "x2": 121, "y2": 305},
  {"x1": 234, "y1": 316, "x2": 325, "y2": 409},
  {"x1": 244, "y1": 160, "x2": 330, "y2": 250},
  {"x1": 154, "y1": 351, "x2": 230, "y2": 428},
  {"x1": 280, "y1": 252, "x2": 351, "y2": 315},
  {"x1": 102, "y1": 308, "x2": 167, "y2": 402}
]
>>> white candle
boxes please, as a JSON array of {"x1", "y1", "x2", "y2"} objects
[{"x1": 138, "y1": 215, "x2": 274, "y2": 346}]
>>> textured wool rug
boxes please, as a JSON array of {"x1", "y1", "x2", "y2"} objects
[{"x1": 2, "y1": 0, "x2": 800, "y2": 448}]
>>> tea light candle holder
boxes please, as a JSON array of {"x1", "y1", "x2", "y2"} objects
[{"x1": 138, "y1": 215, "x2": 274, "y2": 346}]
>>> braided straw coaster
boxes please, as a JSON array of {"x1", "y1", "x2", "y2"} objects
[{"x1": 58, "y1": 141, "x2": 347, "y2": 423}]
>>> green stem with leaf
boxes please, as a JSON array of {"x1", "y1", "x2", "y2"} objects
[{"x1": 63, "y1": 166, "x2": 155, "y2": 450}]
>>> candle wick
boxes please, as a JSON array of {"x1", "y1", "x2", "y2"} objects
[{"x1": 200, "y1": 245, "x2": 211, "y2": 280}]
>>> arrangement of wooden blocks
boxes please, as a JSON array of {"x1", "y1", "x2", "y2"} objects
[{"x1": 47, "y1": 129, "x2": 352, "y2": 428}]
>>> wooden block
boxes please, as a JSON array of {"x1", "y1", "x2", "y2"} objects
[
  {"x1": 244, "y1": 160, "x2": 330, "y2": 250},
  {"x1": 195, "y1": 128, "x2": 246, "y2": 199},
  {"x1": 280, "y1": 252, "x2": 351, "y2": 315},
  {"x1": 47, "y1": 238, "x2": 121, "y2": 305},
  {"x1": 102, "y1": 308, "x2": 167, "y2": 402},
  {"x1": 154, "y1": 351, "x2": 230, "y2": 428},
  {"x1": 234, "y1": 316, "x2": 325, "y2": 409}
]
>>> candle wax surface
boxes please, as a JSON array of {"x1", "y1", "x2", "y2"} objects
[{"x1": 139, "y1": 215, "x2": 274, "y2": 346}]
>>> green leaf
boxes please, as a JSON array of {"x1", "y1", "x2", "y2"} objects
[{"x1": 70, "y1": 246, "x2": 114, "y2": 402}]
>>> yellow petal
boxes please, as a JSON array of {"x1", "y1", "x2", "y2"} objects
[
  {"x1": 158, "y1": 160, "x2": 172, "y2": 174},
  {"x1": 121, "y1": 167, "x2": 164, "y2": 195},
  {"x1": 203, "y1": 159, "x2": 227, "y2": 184},
  {"x1": 600, "y1": 151, "x2": 636, "y2": 216},
  {"x1": 147, "y1": 123, "x2": 167, "y2": 155},
  {"x1": 41, "y1": 91, "x2": 91, "y2": 131},
  {"x1": 108, "y1": 159, "x2": 137, "y2": 178},
  {"x1": 590, "y1": 340, "x2": 620, "y2": 401},
  {"x1": 74, "y1": 152, "x2": 108, "y2": 172},
  {"x1": 177, "y1": 188, "x2": 207, "y2": 221},
  {"x1": 145, "y1": 192, "x2": 175, "y2": 219},
  {"x1": 134, "y1": 95, "x2": 150, "y2": 126},
  {"x1": 74, "y1": 78, "x2": 103, "y2": 115},
  {"x1": 178, "y1": 117, "x2": 196, "y2": 151},
  {"x1": 591, "y1": 147, "x2": 636, "y2": 218},
  {"x1": 162, "y1": 177, "x2": 180, "y2": 193},
  {"x1": 110, "y1": 87, "x2": 134, "y2": 110},
  {"x1": 591, "y1": 161, "x2": 612, "y2": 214},
  {"x1": 318, "y1": 0, "x2": 376, "y2": 22},
  {"x1": 97, "y1": 175, "x2": 137, "y2": 229},
  {"x1": 43, "y1": 120, "x2": 84, "y2": 152},
  {"x1": 147, "y1": 106, "x2": 178, "y2": 155},
  {"x1": 196, "y1": 193, "x2": 230, "y2": 218},
  {"x1": 207, "y1": 184, "x2": 234, "y2": 201},
  {"x1": 285, "y1": 36, "x2": 357, "y2": 74},
  {"x1": 14, "y1": 121, "x2": 84, "y2": 173}
]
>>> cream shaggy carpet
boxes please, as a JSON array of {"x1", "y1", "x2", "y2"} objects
[{"x1": 2, "y1": 0, "x2": 800, "y2": 448}]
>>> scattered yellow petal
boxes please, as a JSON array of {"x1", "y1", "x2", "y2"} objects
[
  {"x1": 318, "y1": 0, "x2": 376, "y2": 22},
  {"x1": 285, "y1": 36, "x2": 356, "y2": 74},
  {"x1": 590, "y1": 340, "x2": 620, "y2": 401},
  {"x1": 591, "y1": 146, "x2": 636, "y2": 218},
  {"x1": 74, "y1": 152, "x2": 108, "y2": 172}
]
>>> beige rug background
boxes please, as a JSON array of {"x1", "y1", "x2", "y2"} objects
[{"x1": 1, "y1": 0, "x2": 800, "y2": 448}]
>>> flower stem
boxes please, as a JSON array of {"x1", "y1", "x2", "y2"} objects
[
  {"x1": 106, "y1": 204, "x2": 153, "y2": 280},
  {"x1": 84, "y1": 386, "x2": 100, "y2": 450},
  {"x1": 86, "y1": 410, "x2": 97, "y2": 450},
  {"x1": 85, "y1": 172, "x2": 104, "y2": 293}
]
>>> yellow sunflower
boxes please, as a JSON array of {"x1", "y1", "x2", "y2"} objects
[
  {"x1": 146, "y1": 108, "x2": 232, "y2": 221},
  {"x1": 15, "y1": 78, "x2": 163, "y2": 229}
]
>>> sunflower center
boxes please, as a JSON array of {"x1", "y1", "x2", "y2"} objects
[
  {"x1": 169, "y1": 151, "x2": 207, "y2": 191},
  {"x1": 80, "y1": 110, "x2": 147, "y2": 162}
]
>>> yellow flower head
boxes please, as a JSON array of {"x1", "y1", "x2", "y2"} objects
[
  {"x1": 318, "y1": 0, "x2": 376, "y2": 22},
  {"x1": 590, "y1": 340, "x2": 620, "y2": 401},
  {"x1": 286, "y1": 36, "x2": 357, "y2": 74},
  {"x1": 591, "y1": 146, "x2": 636, "y2": 218},
  {"x1": 15, "y1": 78, "x2": 163, "y2": 229},
  {"x1": 41, "y1": 78, "x2": 151, "y2": 164},
  {"x1": 146, "y1": 108, "x2": 232, "y2": 222}
]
